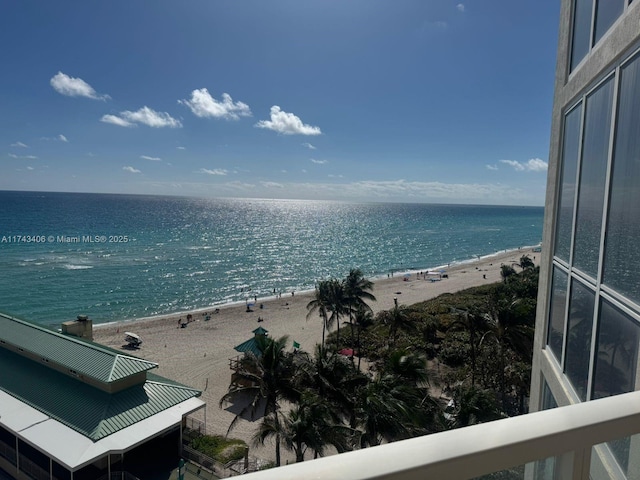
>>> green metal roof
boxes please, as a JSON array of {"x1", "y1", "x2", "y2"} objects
[
  {"x1": 234, "y1": 328, "x2": 269, "y2": 356},
  {"x1": 233, "y1": 337, "x2": 262, "y2": 356},
  {"x1": 0, "y1": 313, "x2": 157, "y2": 383},
  {"x1": 0, "y1": 347, "x2": 201, "y2": 441}
]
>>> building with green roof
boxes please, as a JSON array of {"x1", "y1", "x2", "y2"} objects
[
  {"x1": 232, "y1": 327, "x2": 269, "y2": 357},
  {"x1": 0, "y1": 313, "x2": 205, "y2": 480}
]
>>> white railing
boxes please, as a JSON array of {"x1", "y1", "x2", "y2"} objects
[{"x1": 237, "y1": 390, "x2": 640, "y2": 480}]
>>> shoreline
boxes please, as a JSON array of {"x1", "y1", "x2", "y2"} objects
[{"x1": 94, "y1": 244, "x2": 540, "y2": 331}]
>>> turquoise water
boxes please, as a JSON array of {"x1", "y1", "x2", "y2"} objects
[{"x1": 0, "y1": 191, "x2": 543, "y2": 325}]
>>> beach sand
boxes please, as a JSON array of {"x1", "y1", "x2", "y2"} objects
[{"x1": 93, "y1": 248, "x2": 540, "y2": 464}]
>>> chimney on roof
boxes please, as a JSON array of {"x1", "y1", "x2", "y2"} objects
[{"x1": 61, "y1": 314, "x2": 93, "y2": 340}]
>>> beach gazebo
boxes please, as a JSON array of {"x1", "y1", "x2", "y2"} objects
[
  {"x1": 229, "y1": 327, "x2": 269, "y2": 372},
  {"x1": 232, "y1": 326, "x2": 269, "y2": 357},
  {"x1": 228, "y1": 327, "x2": 269, "y2": 387}
]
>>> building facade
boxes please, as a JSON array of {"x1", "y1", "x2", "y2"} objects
[
  {"x1": 0, "y1": 313, "x2": 205, "y2": 480},
  {"x1": 530, "y1": 0, "x2": 640, "y2": 478}
]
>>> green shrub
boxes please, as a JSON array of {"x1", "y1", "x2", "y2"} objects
[{"x1": 190, "y1": 435, "x2": 247, "y2": 463}]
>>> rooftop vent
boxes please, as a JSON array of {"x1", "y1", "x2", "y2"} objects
[{"x1": 77, "y1": 315, "x2": 89, "y2": 322}]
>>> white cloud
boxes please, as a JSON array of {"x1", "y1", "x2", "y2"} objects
[
  {"x1": 101, "y1": 114, "x2": 135, "y2": 127},
  {"x1": 255, "y1": 106, "x2": 321, "y2": 135},
  {"x1": 10, "y1": 142, "x2": 28, "y2": 148},
  {"x1": 501, "y1": 160, "x2": 524, "y2": 171},
  {"x1": 328, "y1": 174, "x2": 344, "y2": 178},
  {"x1": 40, "y1": 135, "x2": 70, "y2": 142},
  {"x1": 8, "y1": 153, "x2": 37, "y2": 159},
  {"x1": 179, "y1": 88, "x2": 252, "y2": 120},
  {"x1": 302, "y1": 142, "x2": 316, "y2": 150},
  {"x1": 121, "y1": 107, "x2": 182, "y2": 128},
  {"x1": 199, "y1": 168, "x2": 228, "y2": 176},
  {"x1": 311, "y1": 159, "x2": 328, "y2": 164},
  {"x1": 141, "y1": 155, "x2": 161, "y2": 161},
  {"x1": 26, "y1": 166, "x2": 34, "y2": 171},
  {"x1": 123, "y1": 166, "x2": 141, "y2": 173},
  {"x1": 139, "y1": 176, "x2": 543, "y2": 205},
  {"x1": 102, "y1": 107, "x2": 182, "y2": 128},
  {"x1": 50, "y1": 72, "x2": 110, "y2": 100},
  {"x1": 486, "y1": 164, "x2": 498, "y2": 171},
  {"x1": 176, "y1": 146, "x2": 186, "y2": 150},
  {"x1": 526, "y1": 158, "x2": 549, "y2": 172},
  {"x1": 500, "y1": 158, "x2": 548, "y2": 172},
  {"x1": 260, "y1": 181, "x2": 285, "y2": 189},
  {"x1": 457, "y1": 3, "x2": 465, "y2": 12}
]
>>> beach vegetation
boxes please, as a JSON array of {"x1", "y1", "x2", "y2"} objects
[
  {"x1": 344, "y1": 268, "x2": 377, "y2": 346},
  {"x1": 293, "y1": 345, "x2": 368, "y2": 428},
  {"x1": 307, "y1": 269, "x2": 376, "y2": 356},
  {"x1": 329, "y1": 256, "x2": 538, "y2": 418},
  {"x1": 190, "y1": 434, "x2": 247, "y2": 464},
  {"x1": 222, "y1": 258, "x2": 539, "y2": 465},
  {"x1": 305, "y1": 281, "x2": 333, "y2": 354},
  {"x1": 219, "y1": 334, "x2": 297, "y2": 466},
  {"x1": 253, "y1": 393, "x2": 355, "y2": 463}
]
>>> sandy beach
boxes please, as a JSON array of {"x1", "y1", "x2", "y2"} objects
[{"x1": 93, "y1": 248, "x2": 540, "y2": 464}]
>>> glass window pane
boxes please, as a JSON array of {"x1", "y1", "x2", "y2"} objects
[
  {"x1": 603, "y1": 53, "x2": 640, "y2": 304},
  {"x1": 591, "y1": 433, "x2": 640, "y2": 478},
  {"x1": 592, "y1": 300, "x2": 639, "y2": 399},
  {"x1": 547, "y1": 267, "x2": 568, "y2": 362},
  {"x1": 571, "y1": 0, "x2": 594, "y2": 71},
  {"x1": 573, "y1": 78, "x2": 614, "y2": 278},
  {"x1": 554, "y1": 105, "x2": 582, "y2": 262},
  {"x1": 542, "y1": 380, "x2": 559, "y2": 410},
  {"x1": 564, "y1": 280, "x2": 595, "y2": 401},
  {"x1": 594, "y1": 0, "x2": 625, "y2": 44}
]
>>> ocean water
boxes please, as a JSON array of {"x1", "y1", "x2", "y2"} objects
[{"x1": 0, "y1": 191, "x2": 543, "y2": 326}]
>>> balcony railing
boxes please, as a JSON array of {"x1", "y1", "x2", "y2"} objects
[{"x1": 235, "y1": 390, "x2": 640, "y2": 480}]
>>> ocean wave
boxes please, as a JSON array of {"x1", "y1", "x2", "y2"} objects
[
  {"x1": 63, "y1": 264, "x2": 94, "y2": 270},
  {"x1": 186, "y1": 271, "x2": 207, "y2": 277}
]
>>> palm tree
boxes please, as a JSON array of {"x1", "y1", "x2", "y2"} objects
[
  {"x1": 343, "y1": 269, "x2": 377, "y2": 345},
  {"x1": 381, "y1": 300, "x2": 414, "y2": 346},
  {"x1": 445, "y1": 385, "x2": 503, "y2": 428},
  {"x1": 306, "y1": 281, "x2": 332, "y2": 354},
  {"x1": 353, "y1": 305, "x2": 375, "y2": 371},
  {"x1": 325, "y1": 278, "x2": 349, "y2": 350},
  {"x1": 500, "y1": 264, "x2": 517, "y2": 283},
  {"x1": 353, "y1": 371, "x2": 424, "y2": 447},
  {"x1": 479, "y1": 293, "x2": 534, "y2": 411},
  {"x1": 518, "y1": 254, "x2": 535, "y2": 270},
  {"x1": 254, "y1": 394, "x2": 355, "y2": 463},
  {"x1": 307, "y1": 278, "x2": 351, "y2": 352},
  {"x1": 219, "y1": 335, "x2": 297, "y2": 466},
  {"x1": 383, "y1": 348, "x2": 430, "y2": 386},
  {"x1": 447, "y1": 308, "x2": 485, "y2": 386},
  {"x1": 294, "y1": 344, "x2": 368, "y2": 428}
]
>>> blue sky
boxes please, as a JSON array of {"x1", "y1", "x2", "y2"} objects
[{"x1": 1, "y1": 1, "x2": 558, "y2": 205}]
